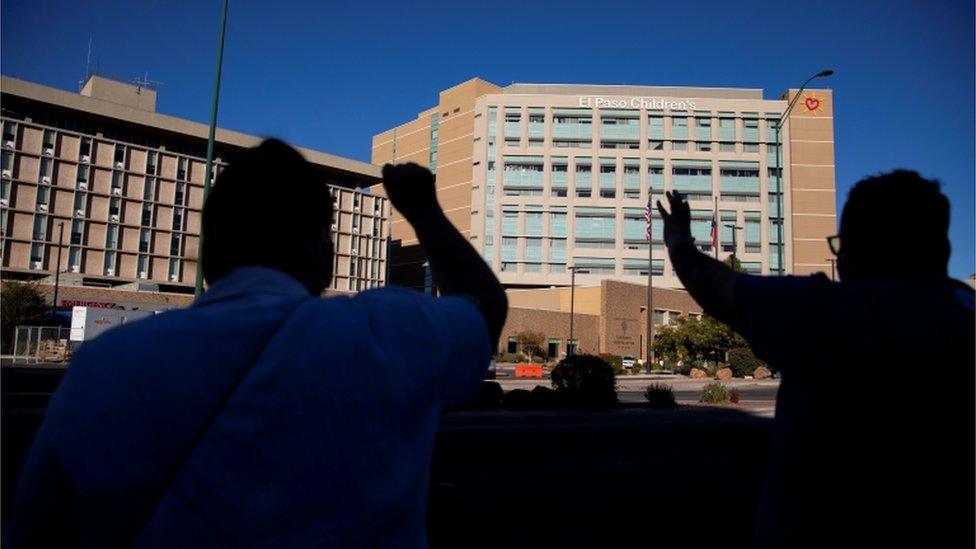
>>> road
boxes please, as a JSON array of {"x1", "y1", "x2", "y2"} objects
[{"x1": 496, "y1": 376, "x2": 781, "y2": 405}]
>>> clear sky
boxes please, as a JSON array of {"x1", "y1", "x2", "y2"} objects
[{"x1": 2, "y1": 0, "x2": 973, "y2": 278}]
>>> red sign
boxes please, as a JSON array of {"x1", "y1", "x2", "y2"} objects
[
  {"x1": 60, "y1": 299, "x2": 119, "y2": 309},
  {"x1": 804, "y1": 96, "x2": 822, "y2": 112}
]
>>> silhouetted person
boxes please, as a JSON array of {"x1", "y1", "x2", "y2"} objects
[
  {"x1": 5, "y1": 140, "x2": 507, "y2": 548},
  {"x1": 657, "y1": 170, "x2": 974, "y2": 548}
]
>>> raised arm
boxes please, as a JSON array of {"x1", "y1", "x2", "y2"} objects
[
  {"x1": 382, "y1": 163, "x2": 508, "y2": 349},
  {"x1": 656, "y1": 191, "x2": 739, "y2": 327}
]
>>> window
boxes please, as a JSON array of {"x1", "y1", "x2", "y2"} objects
[
  {"x1": 170, "y1": 234, "x2": 181, "y2": 255},
  {"x1": 109, "y1": 197, "x2": 121, "y2": 217},
  {"x1": 697, "y1": 142, "x2": 712, "y2": 152},
  {"x1": 111, "y1": 171, "x2": 123, "y2": 193},
  {"x1": 507, "y1": 337, "x2": 518, "y2": 354},
  {"x1": 648, "y1": 140, "x2": 664, "y2": 151},
  {"x1": 173, "y1": 208, "x2": 184, "y2": 231},
  {"x1": 39, "y1": 158, "x2": 53, "y2": 179},
  {"x1": 743, "y1": 143, "x2": 759, "y2": 153},
  {"x1": 177, "y1": 157, "x2": 187, "y2": 180},
  {"x1": 139, "y1": 228, "x2": 151, "y2": 253},
  {"x1": 175, "y1": 182, "x2": 185, "y2": 205},
  {"x1": 43, "y1": 130, "x2": 56, "y2": 150},
  {"x1": 2, "y1": 122, "x2": 16, "y2": 143},
  {"x1": 599, "y1": 190, "x2": 615, "y2": 198},
  {"x1": 143, "y1": 177, "x2": 155, "y2": 201},
  {"x1": 146, "y1": 151, "x2": 157, "y2": 174},
  {"x1": 720, "y1": 142, "x2": 736, "y2": 152},
  {"x1": 104, "y1": 251, "x2": 116, "y2": 275},
  {"x1": 70, "y1": 220, "x2": 83, "y2": 245},
  {"x1": 141, "y1": 204, "x2": 153, "y2": 226},
  {"x1": 137, "y1": 254, "x2": 149, "y2": 278},
  {"x1": 548, "y1": 339, "x2": 560, "y2": 359},
  {"x1": 672, "y1": 141, "x2": 688, "y2": 151},
  {"x1": 79, "y1": 137, "x2": 91, "y2": 157}
]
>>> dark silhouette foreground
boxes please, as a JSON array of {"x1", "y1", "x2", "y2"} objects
[
  {"x1": 658, "y1": 170, "x2": 975, "y2": 548},
  {"x1": 4, "y1": 140, "x2": 507, "y2": 548}
]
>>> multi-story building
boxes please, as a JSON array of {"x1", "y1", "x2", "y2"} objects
[
  {"x1": 372, "y1": 79, "x2": 836, "y2": 291},
  {"x1": 1, "y1": 75, "x2": 389, "y2": 307}
]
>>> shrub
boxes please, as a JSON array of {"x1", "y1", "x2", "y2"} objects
[
  {"x1": 466, "y1": 381, "x2": 503, "y2": 409},
  {"x1": 550, "y1": 353, "x2": 617, "y2": 409},
  {"x1": 530, "y1": 385, "x2": 559, "y2": 409},
  {"x1": 497, "y1": 352, "x2": 518, "y2": 363},
  {"x1": 699, "y1": 381, "x2": 730, "y2": 404},
  {"x1": 514, "y1": 352, "x2": 529, "y2": 363},
  {"x1": 643, "y1": 383, "x2": 676, "y2": 409},
  {"x1": 729, "y1": 389, "x2": 741, "y2": 404},
  {"x1": 598, "y1": 353, "x2": 624, "y2": 375},
  {"x1": 727, "y1": 347, "x2": 764, "y2": 378},
  {"x1": 501, "y1": 389, "x2": 533, "y2": 410}
]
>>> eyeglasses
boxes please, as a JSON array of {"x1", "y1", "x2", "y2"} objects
[{"x1": 827, "y1": 235, "x2": 841, "y2": 256}]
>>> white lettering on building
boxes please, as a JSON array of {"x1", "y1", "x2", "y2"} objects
[{"x1": 577, "y1": 96, "x2": 698, "y2": 110}]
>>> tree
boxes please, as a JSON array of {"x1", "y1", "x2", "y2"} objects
[
  {"x1": 652, "y1": 314, "x2": 747, "y2": 370},
  {"x1": 723, "y1": 255, "x2": 745, "y2": 273},
  {"x1": 1, "y1": 281, "x2": 50, "y2": 353},
  {"x1": 514, "y1": 329, "x2": 546, "y2": 359}
]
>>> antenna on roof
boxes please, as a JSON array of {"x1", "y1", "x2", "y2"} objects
[
  {"x1": 132, "y1": 71, "x2": 163, "y2": 94},
  {"x1": 79, "y1": 34, "x2": 93, "y2": 91}
]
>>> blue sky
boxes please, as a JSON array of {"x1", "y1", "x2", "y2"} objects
[{"x1": 2, "y1": 0, "x2": 973, "y2": 278}]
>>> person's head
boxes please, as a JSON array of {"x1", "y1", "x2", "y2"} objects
[
  {"x1": 202, "y1": 138, "x2": 333, "y2": 294},
  {"x1": 834, "y1": 170, "x2": 949, "y2": 282}
]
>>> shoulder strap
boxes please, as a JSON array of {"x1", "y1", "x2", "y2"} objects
[{"x1": 130, "y1": 297, "x2": 311, "y2": 546}]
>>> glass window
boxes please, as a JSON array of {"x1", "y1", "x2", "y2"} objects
[
  {"x1": 720, "y1": 142, "x2": 736, "y2": 152},
  {"x1": 672, "y1": 141, "x2": 688, "y2": 151}
]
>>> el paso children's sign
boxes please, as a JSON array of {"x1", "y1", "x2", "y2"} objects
[{"x1": 578, "y1": 96, "x2": 698, "y2": 110}]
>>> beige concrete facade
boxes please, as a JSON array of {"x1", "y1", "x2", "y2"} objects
[
  {"x1": 1, "y1": 75, "x2": 389, "y2": 299},
  {"x1": 373, "y1": 79, "x2": 838, "y2": 291},
  {"x1": 502, "y1": 279, "x2": 701, "y2": 360}
]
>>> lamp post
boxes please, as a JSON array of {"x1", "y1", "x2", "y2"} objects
[
  {"x1": 50, "y1": 222, "x2": 65, "y2": 321},
  {"x1": 773, "y1": 69, "x2": 834, "y2": 276},
  {"x1": 725, "y1": 223, "x2": 742, "y2": 268},
  {"x1": 826, "y1": 257, "x2": 837, "y2": 281},
  {"x1": 194, "y1": 0, "x2": 230, "y2": 297},
  {"x1": 567, "y1": 266, "x2": 587, "y2": 356}
]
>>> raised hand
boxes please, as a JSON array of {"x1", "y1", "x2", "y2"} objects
[
  {"x1": 656, "y1": 191, "x2": 693, "y2": 247},
  {"x1": 381, "y1": 163, "x2": 440, "y2": 223}
]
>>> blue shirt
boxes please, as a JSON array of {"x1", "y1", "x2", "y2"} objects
[
  {"x1": 5, "y1": 267, "x2": 491, "y2": 548},
  {"x1": 735, "y1": 273, "x2": 975, "y2": 548}
]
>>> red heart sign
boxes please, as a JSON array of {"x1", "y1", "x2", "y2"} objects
[{"x1": 804, "y1": 97, "x2": 821, "y2": 111}]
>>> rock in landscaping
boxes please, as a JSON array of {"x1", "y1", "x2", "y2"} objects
[
  {"x1": 689, "y1": 368, "x2": 708, "y2": 379},
  {"x1": 753, "y1": 366, "x2": 772, "y2": 380},
  {"x1": 715, "y1": 367, "x2": 733, "y2": 380}
]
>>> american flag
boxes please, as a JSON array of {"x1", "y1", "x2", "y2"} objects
[{"x1": 645, "y1": 199, "x2": 653, "y2": 241}]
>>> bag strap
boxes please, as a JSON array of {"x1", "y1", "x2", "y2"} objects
[{"x1": 131, "y1": 297, "x2": 311, "y2": 545}]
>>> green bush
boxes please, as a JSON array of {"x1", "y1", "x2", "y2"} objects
[
  {"x1": 699, "y1": 381, "x2": 730, "y2": 404},
  {"x1": 598, "y1": 353, "x2": 624, "y2": 375},
  {"x1": 727, "y1": 347, "x2": 764, "y2": 378},
  {"x1": 550, "y1": 353, "x2": 617, "y2": 409},
  {"x1": 643, "y1": 383, "x2": 676, "y2": 409},
  {"x1": 497, "y1": 352, "x2": 518, "y2": 363}
]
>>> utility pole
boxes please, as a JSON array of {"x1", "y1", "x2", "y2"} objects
[{"x1": 51, "y1": 222, "x2": 65, "y2": 320}]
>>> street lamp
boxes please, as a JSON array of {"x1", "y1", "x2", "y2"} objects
[
  {"x1": 567, "y1": 265, "x2": 587, "y2": 356},
  {"x1": 773, "y1": 69, "x2": 834, "y2": 276},
  {"x1": 725, "y1": 223, "x2": 743, "y2": 268},
  {"x1": 194, "y1": 0, "x2": 230, "y2": 297},
  {"x1": 50, "y1": 222, "x2": 65, "y2": 321},
  {"x1": 826, "y1": 257, "x2": 837, "y2": 281}
]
